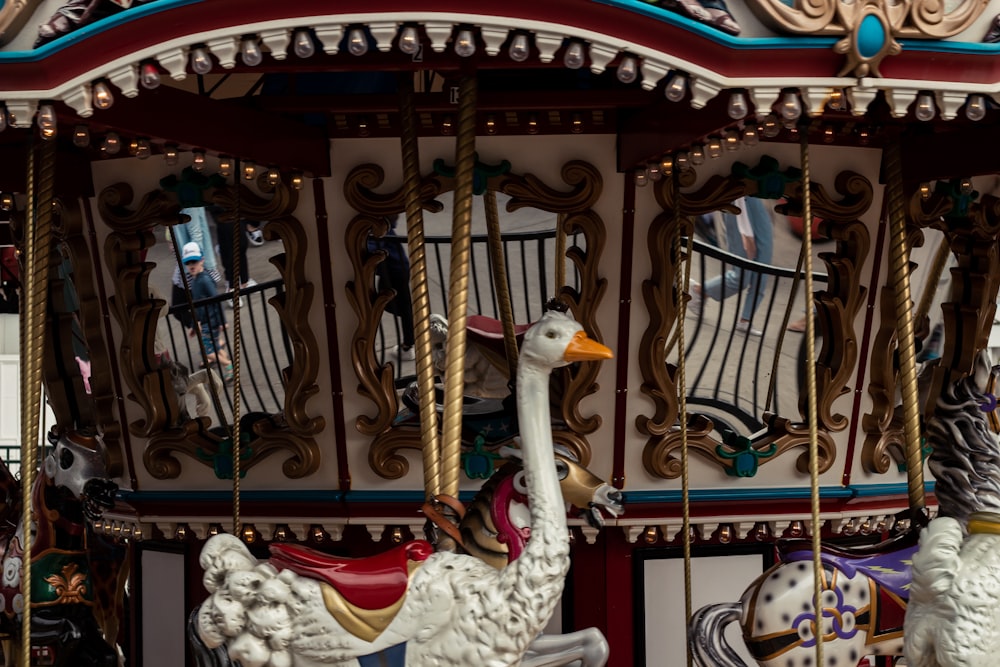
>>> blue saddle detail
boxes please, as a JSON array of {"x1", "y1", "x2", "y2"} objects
[
  {"x1": 784, "y1": 544, "x2": 918, "y2": 602},
  {"x1": 359, "y1": 643, "x2": 406, "y2": 667}
]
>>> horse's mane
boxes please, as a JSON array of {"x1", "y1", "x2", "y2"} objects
[{"x1": 926, "y1": 353, "x2": 1000, "y2": 525}]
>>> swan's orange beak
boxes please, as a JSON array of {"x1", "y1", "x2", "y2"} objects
[{"x1": 563, "y1": 330, "x2": 614, "y2": 362}]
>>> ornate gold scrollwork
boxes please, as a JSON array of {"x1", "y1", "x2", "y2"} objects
[
  {"x1": 639, "y1": 157, "x2": 873, "y2": 479},
  {"x1": 100, "y1": 180, "x2": 322, "y2": 479},
  {"x1": 345, "y1": 160, "x2": 606, "y2": 478}
]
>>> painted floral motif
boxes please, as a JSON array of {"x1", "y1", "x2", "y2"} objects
[{"x1": 44, "y1": 563, "x2": 89, "y2": 605}]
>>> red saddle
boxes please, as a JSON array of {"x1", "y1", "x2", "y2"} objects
[{"x1": 269, "y1": 540, "x2": 433, "y2": 610}]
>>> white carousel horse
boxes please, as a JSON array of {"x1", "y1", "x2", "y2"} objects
[
  {"x1": 192, "y1": 310, "x2": 613, "y2": 666},
  {"x1": 689, "y1": 352, "x2": 1000, "y2": 667}
]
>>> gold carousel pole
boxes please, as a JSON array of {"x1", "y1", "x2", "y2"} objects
[
  {"x1": 230, "y1": 170, "x2": 244, "y2": 538},
  {"x1": 884, "y1": 138, "x2": 926, "y2": 515},
  {"x1": 20, "y1": 136, "x2": 56, "y2": 667},
  {"x1": 484, "y1": 190, "x2": 519, "y2": 379},
  {"x1": 398, "y1": 73, "x2": 442, "y2": 502},
  {"x1": 799, "y1": 131, "x2": 825, "y2": 667},
  {"x1": 440, "y1": 74, "x2": 477, "y2": 500}
]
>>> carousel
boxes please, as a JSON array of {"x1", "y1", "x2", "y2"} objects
[{"x1": 0, "y1": 1, "x2": 999, "y2": 666}]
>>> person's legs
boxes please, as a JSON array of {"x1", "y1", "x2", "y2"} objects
[
  {"x1": 740, "y1": 197, "x2": 774, "y2": 323},
  {"x1": 702, "y1": 211, "x2": 747, "y2": 302}
]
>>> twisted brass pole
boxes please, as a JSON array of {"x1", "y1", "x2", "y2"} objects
[
  {"x1": 800, "y1": 133, "x2": 824, "y2": 667},
  {"x1": 440, "y1": 75, "x2": 476, "y2": 499},
  {"x1": 884, "y1": 139, "x2": 926, "y2": 514},
  {"x1": 20, "y1": 137, "x2": 56, "y2": 667},
  {"x1": 484, "y1": 190, "x2": 519, "y2": 379},
  {"x1": 398, "y1": 73, "x2": 441, "y2": 501},
  {"x1": 230, "y1": 172, "x2": 243, "y2": 538}
]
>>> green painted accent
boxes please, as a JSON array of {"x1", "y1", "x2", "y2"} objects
[
  {"x1": 732, "y1": 156, "x2": 801, "y2": 200},
  {"x1": 935, "y1": 177, "x2": 979, "y2": 219},
  {"x1": 462, "y1": 435, "x2": 502, "y2": 480},
  {"x1": 432, "y1": 155, "x2": 511, "y2": 195},
  {"x1": 160, "y1": 166, "x2": 227, "y2": 208},
  {"x1": 31, "y1": 552, "x2": 92, "y2": 604},
  {"x1": 197, "y1": 437, "x2": 252, "y2": 480},
  {"x1": 716, "y1": 430, "x2": 777, "y2": 478}
]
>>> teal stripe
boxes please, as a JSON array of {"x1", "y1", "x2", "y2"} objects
[{"x1": 622, "y1": 481, "x2": 935, "y2": 503}]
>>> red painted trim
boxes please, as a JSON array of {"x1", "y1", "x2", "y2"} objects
[
  {"x1": 612, "y1": 173, "x2": 635, "y2": 489},
  {"x1": 312, "y1": 180, "x2": 352, "y2": 491}
]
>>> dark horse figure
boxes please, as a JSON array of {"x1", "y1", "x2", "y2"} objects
[{"x1": 0, "y1": 429, "x2": 119, "y2": 667}]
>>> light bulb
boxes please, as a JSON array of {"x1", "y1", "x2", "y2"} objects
[
  {"x1": 966, "y1": 94, "x2": 987, "y2": 121},
  {"x1": 960, "y1": 178, "x2": 973, "y2": 195},
  {"x1": 617, "y1": 56, "x2": 638, "y2": 84},
  {"x1": 780, "y1": 91, "x2": 801, "y2": 121},
  {"x1": 707, "y1": 137, "x2": 722, "y2": 159},
  {"x1": 485, "y1": 115, "x2": 497, "y2": 134},
  {"x1": 674, "y1": 151, "x2": 689, "y2": 170},
  {"x1": 454, "y1": 29, "x2": 475, "y2": 58},
  {"x1": 634, "y1": 169, "x2": 648, "y2": 187},
  {"x1": 664, "y1": 72, "x2": 687, "y2": 102},
  {"x1": 39, "y1": 127, "x2": 55, "y2": 140},
  {"x1": 219, "y1": 156, "x2": 232, "y2": 177},
  {"x1": 743, "y1": 124, "x2": 760, "y2": 146},
  {"x1": 718, "y1": 525, "x2": 733, "y2": 544},
  {"x1": 563, "y1": 41, "x2": 585, "y2": 70},
  {"x1": 140, "y1": 62, "x2": 161, "y2": 89},
  {"x1": 192, "y1": 150, "x2": 206, "y2": 172},
  {"x1": 190, "y1": 46, "x2": 213, "y2": 75},
  {"x1": 762, "y1": 113, "x2": 780, "y2": 138},
  {"x1": 727, "y1": 91, "x2": 748, "y2": 119},
  {"x1": 102, "y1": 132, "x2": 121, "y2": 155},
  {"x1": 914, "y1": 93, "x2": 936, "y2": 121},
  {"x1": 0, "y1": 194, "x2": 12, "y2": 210},
  {"x1": 243, "y1": 160, "x2": 256, "y2": 180},
  {"x1": 164, "y1": 145, "x2": 178, "y2": 166},
  {"x1": 571, "y1": 113, "x2": 583, "y2": 134},
  {"x1": 267, "y1": 166, "x2": 280, "y2": 186},
  {"x1": 37, "y1": 104, "x2": 56, "y2": 132},
  {"x1": 135, "y1": 138, "x2": 151, "y2": 159},
  {"x1": 690, "y1": 144, "x2": 705, "y2": 165},
  {"x1": 509, "y1": 33, "x2": 530, "y2": 62},
  {"x1": 72, "y1": 125, "x2": 90, "y2": 147},
  {"x1": 527, "y1": 114, "x2": 538, "y2": 134},
  {"x1": 724, "y1": 129, "x2": 740, "y2": 151},
  {"x1": 823, "y1": 125, "x2": 835, "y2": 143},
  {"x1": 241, "y1": 37, "x2": 263, "y2": 66},
  {"x1": 92, "y1": 81, "x2": 114, "y2": 110},
  {"x1": 175, "y1": 525, "x2": 187, "y2": 540},
  {"x1": 857, "y1": 126, "x2": 870, "y2": 145},
  {"x1": 291, "y1": 172, "x2": 303, "y2": 190},
  {"x1": 919, "y1": 182, "x2": 931, "y2": 200},
  {"x1": 347, "y1": 28, "x2": 368, "y2": 56},
  {"x1": 398, "y1": 26, "x2": 420, "y2": 55},
  {"x1": 242, "y1": 525, "x2": 256, "y2": 543},
  {"x1": 647, "y1": 162, "x2": 662, "y2": 182},
  {"x1": 441, "y1": 116, "x2": 453, "y2": 135},
  {"x1": 659, "y1": 156, "x2": 673, "y2": 175},
  {"x1": 828, "y1": 88, "x2": 846, "y2": 111},
  {"x1": 293, "y1": 29, "x2": 315, "y2": 58}
]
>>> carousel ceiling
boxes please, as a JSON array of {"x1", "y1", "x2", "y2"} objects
[{"x1": 0, "y1": 0, "x2": 997, "y2": 191}]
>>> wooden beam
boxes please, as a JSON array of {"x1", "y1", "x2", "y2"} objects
[
  {"x1": 617, "y1": 94, "x2": 733, "y2": 172},
  {"x1": 900, "y1": 120, "x2": 1000, "y2": 186}
]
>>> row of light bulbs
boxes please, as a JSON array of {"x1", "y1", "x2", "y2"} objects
[
  {"x1": 92, "y1": 519, "x2": 143, "y2": 540},
  {"x1": 639, "y1": 516, "x2": 890, "y2": 544},
  {"x1": 170, "y1": 524, "x2": 407, "y2": 543}
]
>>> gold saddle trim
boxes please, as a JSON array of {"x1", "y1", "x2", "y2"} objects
[{"x1": 319, "y1": 560, "x2": 423, "y2": 642}]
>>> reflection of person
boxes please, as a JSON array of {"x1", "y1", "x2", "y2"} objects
[
  {"x1": 182, "y1": 242, "x2": 233, "y2": 382},
  {"x1": 216, "y1": 216, "x2": 259, "y2": 304},
  {"x1": 691, "y1": 196, "x2": 774, "y2": 335},
  {"x1": 370, "y1": 215, "x2": 415, "y2": 360}
]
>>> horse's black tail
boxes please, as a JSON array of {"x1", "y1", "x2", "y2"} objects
[
  {"x1": 188, "y1": 605, "x2": 232, "y2": 667},
  {"x1": 689, "y1": 602, "x2": 750, "y2": 667}
]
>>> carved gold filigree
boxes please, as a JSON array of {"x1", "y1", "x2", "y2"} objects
[
  {"x1": 746, "y1": 0, "x2": 990, "y2": 76},
  {"x1": 639, "y1": 157, "x2": 873, "y2": 479},
  {"x1": 100, "y1": 180, "x2": 322, "y2": 479},
  {"x1": 347, "y1": 160, "x2": 606, "y2": 478}
]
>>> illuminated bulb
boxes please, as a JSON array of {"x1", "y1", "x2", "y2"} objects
[
  {"x1": 674, "y1": 151, "x2": 689, "y2": 170},
  {"x1": 391, "y1": 527, "x2": 404, "y2": 543},
  {"x1": 570, "y1": 113, "x2": 583, "y2": 134},
  {"x1": 828, "y1": 88, "x2": 846, "y2": 111},
  {"x1": 842, "y1": 519, "x2": 857, "y2": 536},
  {"x1": 0, "y1": 194, "x2": 13, "y2": 210},
  {"x1": 643, "y1": 526, "x2": 658, "y2": 543},
  {"x1": 960, "y1": 178, "x2": 973, "y2": 194},
  {"x1": 274, "y1": 526, "x2": 288, "y2": 541},
  {"x1": 39, "y1": 127, "x2": 55, "y2": 140},
  {"x1": 347, "y1": 28, "x2": 369, "y2": 56},
  {"x1": 860, "y1": 518, "x2": 873, "y2": 535},
  {"x1": 508, "y1": 33, "x2": 530, "y2": 62},
  {"x1": 527, "y1": 114, "x2": 538, "y2": 134},
  {"x1": 454, "y1": 29, "x2": 476, "y2": 58},
  {"x1": 311, "y1": 525, "x2": 326, "y2": 542},
  {"x1": 192, "y1": 150, "x2": 206, "y2": 172},
  {"x1": 267, "y1": 166, "x2": 280, "y2": 186},
  {"x1": 617, "y1": 56, "x2": 638, "y2": 84},
  {"x1": 398, "y1": 26, "x2": 420, "y2": 55},
  {"x1": 164, "y1": 144, "x2": 179, "y2": 166},
  {"x1": 102, "y1": 132, "x2": 121, "y2": 155},
  {"x1": 780, "y1": 90, "x2": 802, "y2": 121},
  {"x1": 664, "y1": 72, "x2": 687, "y2": 102},
  {"x1": 357, "y1": 115, "x2": 370, "y2": 137},
  {"x1": 877, "y1": 518, "x2": 888, "y2": 533},
  {"x1": 706, "y1": 137, "x2": 722, "y2": 159},
  {"x1": 140, "y1": 62, "x2": 161, "y2": 89},
  {"x1": 659, "y1": 155, "x2": 673, "y2": 175},
  {"x1": 857, "y1": 126, "x2": 870, "y2": 145},
  {"x1": 647, "y1": 162, "x2": 662, "y2": 182},
  {"x1": 441, "y1": 115, "x2": 453, "y2": 135},
  {"x1": 37, "y1": 104, "x2": 56, "y2": 132},
  {"x1": 73, "y1": 125, "x2": 90, "y2": 148},
  {"x1": 208, "y1": 524, "x2": 221, "y2": 536},
  {"x1": 291, "y1": 172, "x2": 303, "y2": 190},
  {"x1": 762, "y1": 113, "x2": 781, "y2": 138},
  {"x1": 293, "y1": 29, "x2": 315, "y2": 58},
  {"x1": 823, "y1": 125, "x2": 835, "y2": 143},
  {"x1": 243, "y1": 160, "x2": 256, "y2": 180},
  {"x1": 727, "y1": 90, "x2": 748, "y2": 119},
  {"x1": 743, "y1": 124, "x2": 759, "y2": 146},
  {"x1": 92, "y1": 81, "x2": 114, "y2": 110},
  {"x1": 914, "y1": 92, "x2": 936, "y2": 122},
  {"x1": 135, "y1": 138, "x2": 151, "y2": 159},
  {"x1": 788, "y1": 520, "x2": 805, "y2": 537},
  {"x1": 634, "y1": 169, "x2": 648, "y2": 187},
  {"x1": 563, "y1": 41, "x2": 585, "y2": 70},
  {"x1": 190, "y1": 46, "x2": 213, "y2": 75},
  {"x1": 919, "y1": 182, "x2": 931, "y2": 199},
  {"x1": 133, "y1": 526, "x2": 143, "y2": 541},
  {"x1": 724, "y1": 129, "x2": 740, "y2": 151},
  {"x1": 127, "y1": 138, "x2": 139, "y2": 156},
  {"x1": 754, "y1": 523, "x2": 769, "y2": 541},
  {"x1": 241, "y1": 37, "x2": 263, "y2": 66},
  {"x1": 718, "y1": 524, "x2": 733, "y2": 544},
  {"x1": 966, "y1": 94, "x2": 987, "y2": 121},
  {"x1": 174, "y1": 525, "x2": 187, "y2": 540},
  {"x1": 690, "y1": 144, "x2": 705, "y2": 165},
  {"x1": 219, "y1": 156, "x2": 232, "y2": 177},
  {"x1": 242, "y1": 525, "x2": 257, "y2": 543}
]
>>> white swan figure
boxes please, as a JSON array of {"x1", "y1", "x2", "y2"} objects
[{"x1": 195, "y1": 309, "x2": 613, "y2": 666}]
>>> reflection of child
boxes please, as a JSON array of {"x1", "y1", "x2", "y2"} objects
[{"x1": 182, "y1": 242, "x2": 234, "y2": 382}]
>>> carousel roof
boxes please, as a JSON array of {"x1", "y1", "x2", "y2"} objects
[{"x1": 0, "y1": 0, "x2": 998, "y2": 190}]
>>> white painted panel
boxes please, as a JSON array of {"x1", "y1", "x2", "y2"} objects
[
  {"x1": 141, "y1": 550, "x2": 186, "y2": 667},
  {"x1": 643, "y1": 554, "x2": 763, "y2": 667}
]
